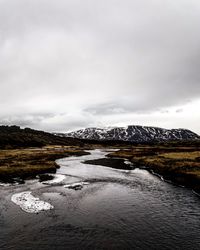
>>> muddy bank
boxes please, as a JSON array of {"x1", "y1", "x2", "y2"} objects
[{"x1": 83, "y1": 158, "x2": 133, "y2": 170}]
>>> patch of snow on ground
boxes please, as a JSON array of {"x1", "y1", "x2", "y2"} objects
[
  {"x1": 124, "y1": 160, "x2": 132, "y2": 165},
  {"x1": 42, "y1": 174, "x2": 66, "y2": 185},
  {"x1": 11, "y1": 191, "x2": 54, "y2": 213},
  {"x1": 0, "y1": 182, "x2": 11, "y2": 187},
  {"x1": 132, "y1": 168, "x2": 151, "y2": 176}
]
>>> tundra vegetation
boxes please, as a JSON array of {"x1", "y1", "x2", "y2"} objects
[{"x1": 107, "y1": 142, "x2": 200, "y2": 193}]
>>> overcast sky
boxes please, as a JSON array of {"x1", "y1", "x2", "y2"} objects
[{"x1": 0, "y1": 0, "x2": 200, "y2": 133}]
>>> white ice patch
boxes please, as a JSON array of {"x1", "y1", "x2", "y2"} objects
[
  {"x1": 64, "y1": 182, "x2": 89, "y2": 190},
  {"x1": 0, "y1": 182, "x2": 10, "y2": 187},
  {"x1": 132, "y1": 168, "x2": 151, "y2": 175},
  {"x1": 11, "y1": 191, "x2": 54, "y2": 213},
  {"x1": 42, "y1": 174, "x2": 66, "y2": 185}
]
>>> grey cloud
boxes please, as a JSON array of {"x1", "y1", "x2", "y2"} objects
[
  {"x1": 84, "y1": 99, "x2": 159, "y2": 116},
  {"x1": 84, "y1": 103, "x2": 130, "y2": 115},
  {"x1": 176, "y1": 109, "x2": 183, "y2": 113},
  {"x1": 0, "y1": 0, "x2": 200, "y2": 132},
  {"x1": 0, "y1": 113, "x2": 55, "y2": 127}
]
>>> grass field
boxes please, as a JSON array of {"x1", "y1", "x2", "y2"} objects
[{"x1": 0, "y1": 146, "x2": 89, "y2": 182}]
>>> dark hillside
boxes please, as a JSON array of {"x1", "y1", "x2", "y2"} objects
[{"x1": 0, "y1": 125, "x2": 83, "y2": 149}]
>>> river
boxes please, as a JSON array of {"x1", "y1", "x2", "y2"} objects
[{"x1": 0, "y1": 149, "x2": 200, "y2": 250}]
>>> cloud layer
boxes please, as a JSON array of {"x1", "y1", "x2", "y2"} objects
[{"x1": 0, "y1": 0, "x2": 200, "y2": 133}]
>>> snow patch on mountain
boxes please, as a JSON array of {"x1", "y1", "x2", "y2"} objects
[{"x1": 58, "y1": 125, "x2": 200, "y2": 143}]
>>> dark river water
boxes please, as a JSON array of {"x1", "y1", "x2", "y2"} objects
[{"x1": 0, "y1": 149, "x2": 200, "y2": 250}]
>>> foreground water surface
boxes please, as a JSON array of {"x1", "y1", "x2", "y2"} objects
[{"x1": 0, "y1": 149, "x2": 200, "y2": 250}]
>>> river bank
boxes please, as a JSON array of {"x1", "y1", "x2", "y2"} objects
[
  {"x1": 107, "y1": 145, "x2": 200, "y2": 193},
  {"x1": 0, "y1": 146, "x2": 89, "y2": 182},
  {"x1": 83, "y1": 157, "x2": 133, "y2": 170}
]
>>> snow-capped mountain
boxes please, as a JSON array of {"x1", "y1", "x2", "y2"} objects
[{"x1": 56, "y1": 125, "x2": 200, "y2": 143}]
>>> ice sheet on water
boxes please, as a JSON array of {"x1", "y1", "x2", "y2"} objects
[
  {"x1": 42, "y1": 174, "x2": 66, "y2": 185},
  {"x1": 11, "y1": 191, "x2": 54, "y2": 213}
]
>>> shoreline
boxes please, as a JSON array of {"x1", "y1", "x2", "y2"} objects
[
  {"x1": 83, "y1": 153, "x2": 200, "y2": 195},
  {"x1": 148, "y1": 168, "x2": 200, "y2": 196},
  {"x1": 0, "y1": 146, "x2": 89, "y2": 183},
  {"x1": 107, "y1": 147, "x2": 200, "y2": 195},
  {"x1": 83, "y1": 157, "x2": 133, "y2": 170}
]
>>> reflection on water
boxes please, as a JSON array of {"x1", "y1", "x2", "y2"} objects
[{"x1": 0, "y1": 149, "x2": 200, "y2": 250}]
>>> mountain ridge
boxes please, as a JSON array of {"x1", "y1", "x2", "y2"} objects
[{"x1": 57, "y1": 125, "x2": 200, "y2": 143}]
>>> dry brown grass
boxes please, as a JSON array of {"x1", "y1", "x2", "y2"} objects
[
  {"x1": 107, "y1": 145, "x2": 200, "y2": 192},
  {"x1": 160, "y1": 151, "x2": 200, "y2": 160},
  {"x1": 0, "y1": 146, "x2": 88, "y2": 181}
]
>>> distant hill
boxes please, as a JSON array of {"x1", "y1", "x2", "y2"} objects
[
  {"x1": 0, "y1": 125, "x2": 83, "y2": 149},
  {"x1": 58, "y1": 125, "x2": 200, "y2": 143}
]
